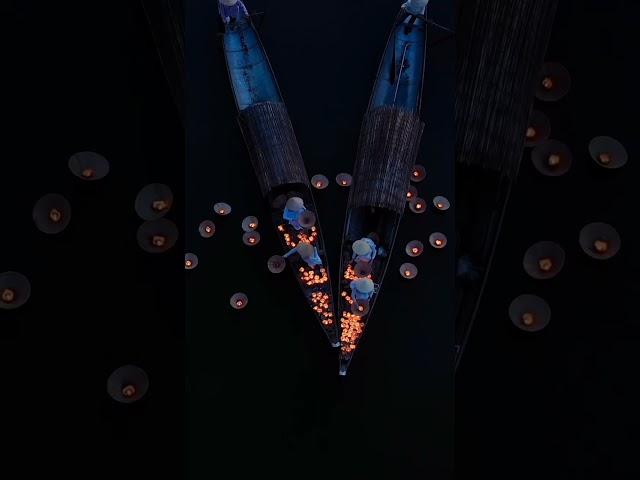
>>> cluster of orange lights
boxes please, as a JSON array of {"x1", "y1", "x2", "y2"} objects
[
  {"x1": 299, "y1": 266, "x2": 329, "y2": 286},
  {"x1": 279, "y1": 224, "x2": 318, "y2": 248},
  {"x1": 343, "y1": 264, "x2": 372, "y2": 281},
  {"x1": 340, "y1": 310, "x2": 364, "y2": 353},
  {"x1": 311, "y1": 291, "x2": 334, "y2": 326}
]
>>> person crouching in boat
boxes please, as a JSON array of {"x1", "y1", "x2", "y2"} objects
[
  {"x1": 283, "y1": 197, "x2": 306, "y2": 230},
  {"x1": 283, "y1": 242, "x2": 323, "y2": 268},
  {"x1": 218, "y1": 0, "x2": 249, "y2": 24},
  {"x1": 350, "y1": 278, "x2": 375, "y2": 302},
  {"x1": 352, "y1": 238, "x2": 377, "y2": 264}
]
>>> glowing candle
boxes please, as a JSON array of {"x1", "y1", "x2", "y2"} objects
[
  {"x1": 68, "y1": 151, "x2": 110, "y2": 181},
  {"x1": 311, "y1": 174, "x2": 329, "y2": 190},
  {"x1": 433, "y1": 196, "x2": 451, "y2": 212},
  {"x1": 410, "y1": 165, "x2": 426, "y2": 183},
  {"x1": 429, "y1": 232, "x2": 448, "y2": 249},
  {"x1": 243, "y1": 231, "x2": 261, "y2": 246},
  {"x1": 214, "y1": 202, "x2": 232, "y2": 216},
  {"x1": 399, "y1": 263, "x2": 418, "y2": 279},
  {"x1": 242, "y1": 216, "x2": 259, "y2": 232},
  {"x1": 406, "y1": 186, "x2": 418, "y2": 201},
  {"x1": 199, "y1": 220, "x2": 215, "y2": 238},
  {"x1": 409, "y1": 198, "x2": 426, "y2": 214},
  {"x1": 185, "y1": 253, "x2": 199, "y2": 270},
  {"x1": 230, "y1": 293, "x2": 248, "y2": 310},
  {"x1": 336, "y1": 173, "x2": 353, "y2": 187}
]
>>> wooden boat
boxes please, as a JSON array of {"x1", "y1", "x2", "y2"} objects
[
  {"x1": 338, "y1": 7, "x2": 427, "y2": 375},
  {"x1": 221, "y1": 15, "x2": 340, "y2": 347}
]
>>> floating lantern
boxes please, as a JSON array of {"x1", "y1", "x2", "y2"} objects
[
  {"x1": 351, "y1": 299, "x2": 371, "y2": 315},
  {"x1": 241, "y1": 216, "x2": 259, "y2": 232},
  {"x1": 68, "y1": 151, "x2": 110, "y2": 181},
  {"x1": 198, "y1": 220, "x2": 215, "y2": 238},
  {"x1": 522, "y1": 241, "x2": 565, "y2": 279},
  {"x1": 399, "y1": 263, "x2": 418, "y2": 279},
  {"x1": 433, "y1": 195, "x2": 451, "y2": 212},
  {"x1": 33, "y1": 194, "x2": 71, "y2": 234},
  {"x1": 429, "y1": 232, "x2": 448, "y2": 249},
  {"x1": 311, "y1": 174, "x2": 329, "y2": 190},
  {"x1": 230, "y1": 292, "x2": 248, "y2": 310},
  {"x1": 267, "y1": 255, "x2": 287, "y2": 273},
  {"x1": 579, "y1": 222, "x2": 621, "y2": 260},
  {"x1": 0, "y1": 272, "x2": 31, "y2": 310},
  {"x1": 535, "y1": 63, "x2": 571, "y2": 102},
  {"x1": 531, "y1": 140, "x2": 572, "y2": 176},
  {"x1": 354, "y1": 261, "x2": 372, "y2": 278},
  {"x1": 406, "y1": 186, "x2": 418, "y2": 201},
  {"x1": 525, "y1": 111, "x2": 551, "y2": 147},
  {"x1": 509, "y1": 294, "x2": 551, "y2": 332},
  {"x1": 588, "y1": 136, "x2": 628, "y2": 169},
  {"x1": 107, "y1": 365, "x2": 149, "y2": 404},
  {"x1": 185, "y1": 253, "x2": 199, "y2": 270},
  {"x1": 242, "y1": 231, "x2": 261, "y2": 246},
  {"x1": 405, "y1": 240, "x2": 424, "y2": 257},
  {"x1": 135, "y1": 183, "x2": 174, "y2": 220},
  {"x1": 137, "y1": 219, "x2": 179, "y2": 253},
  {"x1": 410, "y1": 165, "x2": 426, "y2": 183},
  {"x1": 298, "y1": 210, "x2": 316, "y2": 228},
  {"x1": 336, "y1": 173, "x2": 353, "y2": 187},
  {"x1": 214, "y1": 202, "x2": 232, "y2": 216},
  {"x1": 409, "y1": 197, "x2": 427, "y2": 214}
]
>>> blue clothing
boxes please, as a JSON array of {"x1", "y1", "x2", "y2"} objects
[
  {"x1": 403, "y1": 0, "x2": 429, "y2": 16},
  {"x1": 352, "y1": 237, "x2": 377, "y2": 263},
  {"x1": 218, "y1": 1, "x2": 249, "y2": 23},
  {"x1": 283, "y1": 206, "x2": 305, "y2": 230},
  {"x1": 350, "y1": 281, "x2": 374, "y2": 302},
  {"x1": 305, "y1": 247, "x2": 323, "y2": 268}
]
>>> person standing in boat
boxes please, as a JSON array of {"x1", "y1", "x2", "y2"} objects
[
  {"x1": 283, "y1": 242, "x2": 322, "y2": 268},
  {"x1": 350, "y1": 278, "x2": 375, "y2": 302},
  {"x1": 218, "y1": 0, "x2": 249, "y2": 24},
  {"x1": 283, "y1": 197, "x2": 306, "y2": 231},
  {"x1": 352, "y1": 238, "x2": 377, "y2": 263}
]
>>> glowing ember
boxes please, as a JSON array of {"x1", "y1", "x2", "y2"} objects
[
  {"x1": 1, "y1": 288, "x2": 15, "y2": 303},
  {"x1": 541, "y1": 77, "x2": 554, "y2": 90},
  {"x1": 406, "y1": 186, "x2": 417, "y2": 200},
  {"x1": 538, "y1": 257, "x2": 553, "y2": 272},
  {"x1": 526, "y1": 127, "x2": 537, "y2": 139},
  {"x1": 121, "y1": 385, "x2": 136, "y2": 398}
]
